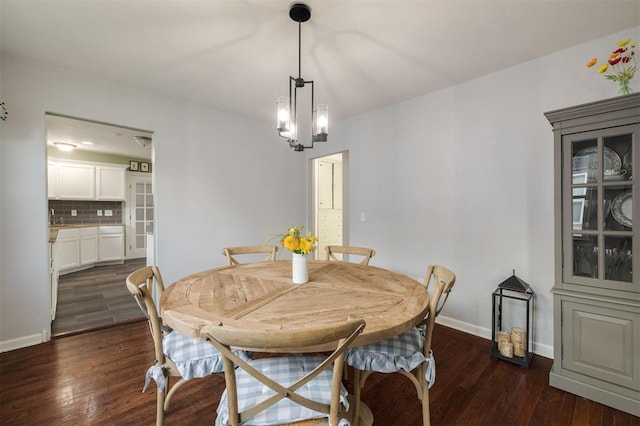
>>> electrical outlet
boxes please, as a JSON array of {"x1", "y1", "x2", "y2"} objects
[
  {"x1": 71, "y1": 210, "x2": 77, "y2": 217},
  {"x1": 105, "y1": 210, "x2": 113, "y2": 217},
  {"x1": 97, "y1": 210, "x2": 102, "y2": 216}
]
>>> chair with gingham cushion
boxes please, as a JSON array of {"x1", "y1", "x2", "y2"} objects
[
  {"x1": 345, "y1": 265, "x2": 455, "y2": 426},
  {"x1": 126, "y1": 266, "x2": 251, "y2": 426},
  {"x1": 202, "y1": 316, "x2": 366, "y2": 426}
]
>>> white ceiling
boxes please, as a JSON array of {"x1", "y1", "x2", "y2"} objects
[
  {"x1": 45, "y1": 114, "x2": 153, "y2": 160},
  {"x1": 2, "y1": 0, "x2": 640, "y2": 155}
]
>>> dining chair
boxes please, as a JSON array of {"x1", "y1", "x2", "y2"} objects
[
  {"x1": 345, "y1": 265, "x2": 455, "y2": 426},
  {"x1": 325, "y1": 245, "x2": 376, "y2": 381},
  {"x1": 126, "y1": 266, "x2": 251, "y2": 426},
  {"x1": 325, "y1": 245, "x2": 376, "y2": 265},
  {"x1": 202, "y1": 316, "x2": 366, "y2": 426},
  {"x1": 222, "y1": 245, "x2": 279, "y2": 266}
]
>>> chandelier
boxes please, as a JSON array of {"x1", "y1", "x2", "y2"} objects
[{"x1": 276, "y1": 3, "x2": 328, "y2": 152}]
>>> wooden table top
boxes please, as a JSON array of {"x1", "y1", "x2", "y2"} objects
[{"x1": 161, "y1": 260, "x2": 430, "y2": 352}]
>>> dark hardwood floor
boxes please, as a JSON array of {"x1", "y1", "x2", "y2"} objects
[
  {"x1": 52, "y1": 258, "x2": 146, "y2": 336},
  {"x1": 1, "y1": 321, "x2": 637, "y2": 425}
]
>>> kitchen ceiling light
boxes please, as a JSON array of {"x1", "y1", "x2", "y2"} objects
[
  {"x1": 276, "y1": 2, "x2": 328, "y2": 152},
  {"x1": 54, "y1": 142, "x2": 76, "y2": 152},
  {"x1": 134, "y1": 135, "x2": 152, "y2": 148}
]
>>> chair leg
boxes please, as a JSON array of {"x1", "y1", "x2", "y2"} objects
[
  {"x1": 353, "y1": 368, "x2": 362, "y2": 426},
  {"x1": 418, "y1": 366, "x2": 430, "y2": 426},
  {"x1": 157, "y1": 383, "x2": 167, "y2": 426},
  {"x1": 422, "y1": 384, "x2": 430, "y2": 426},
  {"x1": 164, "y1": 378, "x2": 188, "y2": 411}
]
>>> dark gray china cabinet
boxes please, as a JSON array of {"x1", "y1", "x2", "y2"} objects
[{"x1": 545, "y1": 93, "x2": 639, "y2": 416}]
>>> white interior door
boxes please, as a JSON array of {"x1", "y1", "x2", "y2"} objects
[{"x1": 127, "y1": 174, "x2": 153, "y2": 259}]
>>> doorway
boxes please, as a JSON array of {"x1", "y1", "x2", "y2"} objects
[
  {"x1": 46, "y1": 113, "x2": 154, "y2": 336},
  {"x1": 313, "y1": 152, "x2": 346, "y2": 259}
]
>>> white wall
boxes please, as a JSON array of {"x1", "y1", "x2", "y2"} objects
[
  {"x1": 2, "y1": 27, "x2": 638, "y2": 354},
  {"x1": 308, "y1": 27, "x2": 640, "y2": 357},
  {"x1": 0, "y1": 54, "x2": 306, "y2": 349}
]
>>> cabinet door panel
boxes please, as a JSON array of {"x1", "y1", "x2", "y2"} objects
[
  {"x1": 561, "y1": 124, "x2": 639, "y2": 294},
  {"x1": 58, "y1": 164, "x2": 95, "y2": 199},
  {"x1": 80, "y1": 227, "x2": 98, "y2": 265},
  {"x1": 48, "y1": 163, "x2": 58, "y2": 199},
  {"x1": 97, "y1": 167, "x2": 126, "y2": 200},
  {"x1": 318, "y1": 161, "x2": 333, "y2": 209},
  {"x1": 57, "y1": 237, "x2": 79, "y2": 271},
  {"x1": 99, "y1": 228, "x2": 124, "y2": 261},
  {"x1": 562, "y1": 300, "x2": 639, "y2": 391}
]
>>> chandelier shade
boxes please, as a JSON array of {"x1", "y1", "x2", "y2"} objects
[{"x1": 276, "y1": 2, "x2": 328, "y2": 152}]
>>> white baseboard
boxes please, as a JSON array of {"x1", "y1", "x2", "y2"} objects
[
  {"x1": 436, "y1": 315, "x2": 554, "y2": 359},
  {"x1": 0, "y1": 332, "x2": 46, "y2": 353}
]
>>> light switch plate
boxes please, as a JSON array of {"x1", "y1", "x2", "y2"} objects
[
  {"x1": 97, "y1": 210, "x2": 102, "y2": 216},
  {"x1": 105, "y1": 210, "x2": 113, "y2": 217},
  {"x1": 71, "y1": 210, "x2": 77, "y2": 217}
]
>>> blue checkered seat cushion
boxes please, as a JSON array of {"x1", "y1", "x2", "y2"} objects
[
  {"x1": 144, "y1": 331, "x2": 252, "y2": 393},
  {"x1": 345, "y1": 326, "x2": 436, "y2": 388},
  {"x1": 164, "y1": 331, "x2": 251, "y2": 379},
  {"x1": 215, "y1": 355, "x2": 350, "y2": 426}
]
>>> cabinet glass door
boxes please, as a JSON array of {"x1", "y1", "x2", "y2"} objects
[{"x1": 564, "y1": 124, "x2": 637, "y2": 292}]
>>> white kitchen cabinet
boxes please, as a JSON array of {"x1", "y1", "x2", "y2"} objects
[
  {"x1": 57, "y1": 163, "x2": 95, "y2": 200},
  {"x1": 79, "y1": 227, "x2": 98, "y2": 265},
  {"x1": 49, "y1": 240, "x2": 59, "y2": 321},
  {"x1": 57, "y1": 228, "x2": 80, "y2": 272},
  {"x1": 99, "y1": 225, "x2": 125, "y2": 261},
  {"x1": 318, "y1": 160, "x2": 333, "y2": 209},
  {"x1": 57, "y1": 225, "x2": 125, "y2": 275},
  {"x1": 96, "y1": 166, "x2": 127, "y2": 200},
  {"x1": 48, "y1": 160, "x2": 127, "y2": 201},
  {"x1": 47, "y1": 162, "x2": 58, "y2": 199},
  {"x1": 317, "y1": 159, "x2": 343, "y2": 257}
]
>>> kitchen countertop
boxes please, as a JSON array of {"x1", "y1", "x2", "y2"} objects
[
  {"x1": 49, "y1": 223, "x2": 123, "y2": 229},
  {"x1": 48, "y1": 223, "x2": 124, "y2": 243}
]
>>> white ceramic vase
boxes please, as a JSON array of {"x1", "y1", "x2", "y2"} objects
[{"x1": 292, "y1": 253, "x2": 309, "y2": 284}]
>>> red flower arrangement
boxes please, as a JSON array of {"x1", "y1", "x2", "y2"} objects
[{"x1": 587, "y1": 38, "x2": 637, "y2": 95}]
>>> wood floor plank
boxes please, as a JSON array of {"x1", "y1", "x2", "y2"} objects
[{"x1": 1, "y1": 321, "x2": 638, "y2": 425}]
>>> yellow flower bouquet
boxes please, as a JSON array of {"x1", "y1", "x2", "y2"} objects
[
  {"x1": 587, "y1": 37, "x2": 637, "y2": 95},
  {"x1": 269, "y1": 226, "x2": 317, "y2": 284},
  {"x1": 281, "y1": 226, "x2": 318, "y2": 256}
]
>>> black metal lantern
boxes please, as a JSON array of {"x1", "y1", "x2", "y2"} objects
[{"x1": 491, "y1": 270, "x2": 534, "y2": 368}]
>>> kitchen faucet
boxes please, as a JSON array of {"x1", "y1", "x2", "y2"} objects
[{"x1": 49, "y1": 209, "x2": 63, "y2": 225}]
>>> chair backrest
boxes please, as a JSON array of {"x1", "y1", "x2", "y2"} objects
[
  {"x1": 325, "y1": 245, "x2": 376, "y2": 265},
  {"x1": 421, "y1": 265, "x2": 456, "y2": 356},
  {"x1": 126, "y1": 266, "x2": 166, "y2": 366},
  {"x1": 202, "y1": 317, "x2": 366, "y2": 426},
  {"x1": 222, "y1": 245, "x2": 279, "y2": 266}
]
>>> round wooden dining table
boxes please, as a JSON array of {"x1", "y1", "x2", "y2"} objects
[{"x1": 161, "y1": 260, "x2": 430, "y2": 352}]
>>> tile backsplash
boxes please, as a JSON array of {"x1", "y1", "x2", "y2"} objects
[{"x1": 48, "y1": 200, "x2": 123, "y2": 225}]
